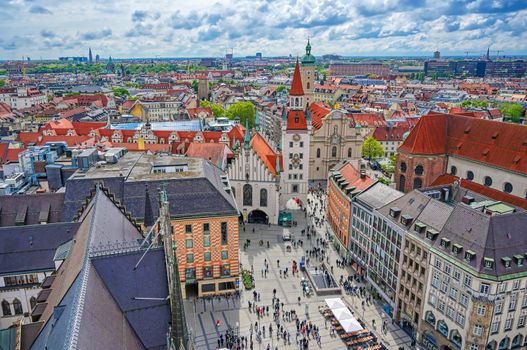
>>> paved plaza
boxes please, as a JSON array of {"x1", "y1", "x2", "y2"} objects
[{"x1": 184, "y1": 194, "x2": 414, "y2": 350}]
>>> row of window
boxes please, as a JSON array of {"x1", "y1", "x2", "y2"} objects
[
  {"x1": 451, "y1": 166, "x2": 520, "y2": 195},
  {"x1": 1, "y1": 298, "x2": 27, "y2": 316},
  {"x1": 186, "y1": 250, "x2": 229, "y2": 263},
  {"x1": 316, "y1": 147, "x2": 353, "y2": 158},
  {"x1": 399, "y1": 162, "x2": 423, "y2": 176},
  {"x1": 185, "y1": 264, "x2": 231, "y2": 280},
  {"x1": 241, "y1": 185, "x2": 268, "y2": 207},
  {"x1": 183, "y1": 222, "x2": 229, "y2": 245}
]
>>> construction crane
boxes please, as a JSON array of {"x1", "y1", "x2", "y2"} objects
[{"x1": 491, "y1": 50, "x2": 504, "y2": 59}]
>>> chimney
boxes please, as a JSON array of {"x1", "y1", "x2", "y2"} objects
[{"x1": 360, "y1": 169, "x2": 366, "y2": 179}]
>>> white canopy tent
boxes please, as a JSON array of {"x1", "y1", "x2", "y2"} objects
[{"x1": 325, "y1": 298, "x2": 364, "y2": 333}]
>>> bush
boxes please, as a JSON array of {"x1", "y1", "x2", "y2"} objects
[{"x1": 242, "y1": 269, "x2": 254, "y2": 290}]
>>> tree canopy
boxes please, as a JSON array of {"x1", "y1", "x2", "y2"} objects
[
  {"x1": 112, "y1": 87, "x2": 129, "y2": 97},
  {"x1": 498, "y1": 102, "x2": 524, "y2": 123},
  {"x1": 0, "y1": 79, "x2": 5, "y2": 87},
  {"x1": 361, "y1": 136, "x2": 385, "y2": 159},
  {"x1": 200, "y1": 100, "x2": 225, "y2": 118},
  {"x1": 461, "y1": 100, "x2": 489, "y2": 108},
  {"x1": 226, "y1": 101, "x2": 255, "y2": 127}
]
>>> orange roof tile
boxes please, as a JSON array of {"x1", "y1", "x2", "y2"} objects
[
  {"x1": 186, "y1": 142, "x2": 229, "y2": 164},
  {"x1": 250, "y1": 133, "x2": 282, "y2": 176},
  {"x1": 309, "y1": 102, "x2": 331, "y2": 131},
  {"x1": 287, "y1": 110, "x2": 307, "y2": 130},
  {"x1": 5, "y1": 148, "x2": 24, "y2": 162},
  {"x1": 337, "y1": 162, "x2": 376, "y2": 192},
  {"x1": 398, "y1": 113, "x2": 447, "y2": 155}
]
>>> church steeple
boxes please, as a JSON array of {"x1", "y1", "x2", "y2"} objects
[
  {"x1": 243, "y1": 118, "x2": 251, "y2": 150},
  {"x1": 289, "y1": 59, "x2": 304, "y2": 111}
]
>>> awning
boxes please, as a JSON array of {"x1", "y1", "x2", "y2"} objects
[{"x1": 325, "y1": 297, "x2": 364, "y2": 333}]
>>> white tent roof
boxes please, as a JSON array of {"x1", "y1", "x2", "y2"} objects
[
  {"x1": 325, "y1": 298, "x2": 364, "y2": 333},
  {"x1": 339, "y1": 318, "x2": 364, "y2": 333},
  {"x1": 325, "y1": 298, "x2": 346, "y2": 309}
]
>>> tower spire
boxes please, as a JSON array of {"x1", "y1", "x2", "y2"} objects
[{"x1": 243, "y1": 118, "x2": 251, "y2": 150}]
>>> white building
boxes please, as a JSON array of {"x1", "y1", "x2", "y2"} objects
[
  {"x1": 0, "y1": 223, "x2": 76, "y2": 329},
  {"x1": 280, "y1": 60, "x2": 311, "y2": 208},
  {"x1": 0, "y1": 87, "x2": 47, "y2": 110}
]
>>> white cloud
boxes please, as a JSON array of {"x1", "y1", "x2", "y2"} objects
[{"x1": 0, "y1": 0, "x2": 526, "y2": 59}]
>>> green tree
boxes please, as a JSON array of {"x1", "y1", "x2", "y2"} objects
[
  {"x1": 200, "y1": 100, "x2": 225, "y2": 118},
  {"x1": 226, "y1": 101, "x2": 255, "y2": 127},
  {"x1": 461, "y1": 100, "x2": 489, "y2": 109},
  {"x1": 361, "y1": 136, "x2": 385, "y2": 159},
  {"x1": 191, "y1": 80, "x2": 199, "y2": 94},
  {"x1": 275, "y1": 85, "x2": 287, "y2": 93},
  {"x1": 112, "y1": 87, "x2": 129, "y2": 97},
  {"x1": 0, "y1": 79, "x2": 5, "y2": 87},
  {"x1": 498, "y1": 102, "x2": 523, "y2": 123}
]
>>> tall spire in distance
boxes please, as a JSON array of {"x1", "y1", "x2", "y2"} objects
[
  {"x1": 243, "y1": 118, "x2": 251, "y2": 150},
  {"x1": 88, "y1": 48, "x2": 93, "y2": 64}
]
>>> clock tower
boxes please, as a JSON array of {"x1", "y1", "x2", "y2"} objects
[{"x1": 280, "y1": 59, "x2": 311, "y2": 208}]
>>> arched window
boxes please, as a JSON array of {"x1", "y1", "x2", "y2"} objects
[
  {"x1": 450, "y1": 165, "x2": 457, "y2": 176},
  {"x1": 437, "y1": 320, "x2": 448, "y2": 338},
  {"x1": 425, "y1": 311, "x2": 436, "y2": 326},
  {"x1": 499, "y1": 337, "x2": 510, "y2": 350},
  {"x1": 400, "y1": 162, "x2": 407, "y2": 173},
  {"x1": 316, "y1": 148, "x2": 321, "y2": 158},
  {"x1": 512, "y1": 335, "x2": 523, "y2": 348},
  {"x1": 398, "y1": 175, "x2": 406, "y2": 192},
  {"x1": 466, "y1": 171, "x2": 474, "y2": 180},
  {"x1": 450, "y1": 330, "x2": 462, "y2": 348},
  {"x1": 484, "y1": 176, "x2": 493, "y2": 187},
  {"x1": 260, "y1": 188, "x2": 267, "y2": 207},
  {"x1": 347, "y1": 148, "x2": 352, "y2": 157},
  {"x1": 413, "y1": 177, "x2": 423, "y2": 189},
  {"x1": 487, "y1": 340, "x2": 497, "y2": 350},
  {"x1": 306, "y1": 82, "x2": 310, "y2": 89},
  {"x1": 1, "y1": 300, "x2": 11, "y2": 316},
  {"x1": 503, "y1": 182, "x2": 513, "y2": 193},
  {"x1": 30, "y1": 297, "x2": 37, "y2": 311},
  {"x1": 415, "y1": 165, "x2": 424, "y2": 176},
  {"x1": 243, "y1": 184, "x2": 252, "y2": 206},
  {"x1": 333, "y1": 125, "x2": 338, "y2": 134},
  {"x1": 13, "y1": 298, "x2": 23, "y2": 315},
  {"x1": 331, "y1": 146, "x2": 337, "y2": 158}
]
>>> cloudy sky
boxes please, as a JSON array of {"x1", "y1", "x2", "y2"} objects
[{"x1": 0, "y1": 0, "x2": 526, "y2": 60}]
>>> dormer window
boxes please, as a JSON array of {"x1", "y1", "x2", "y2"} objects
[
  {"x1": 452, "y1": 244, "x2": 463, "y2": 254},
  {"x1": 465, "y1": 250, "x2": 475, "y2": 262},
  {"x1": 426, "y1": 228, "x2": 439, "y2": 241},
  {"x1": 414, "y1": 222, "x2": 426, "y2": 234},
  {"x1": 513, "y1": 255, "x2": 524, "y2": 266},
  {"x1": 400, "y1": 215, "x2": 413, "y2": 226},
  {"x1": 502, "y1": 257, "x2": 512, "y2": 269},
  {"x1": 440, "y1": 238, "x2": 451, "y2": 249},
  {"x1": 389, "y1": 207, "x2": 401, "y2": 218},
  {"x1": 483, "y1": 257, "x2": 494, "y2": 269}
]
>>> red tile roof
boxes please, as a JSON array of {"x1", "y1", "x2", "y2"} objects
[
  {"x1": 186, "y1": 142, "x2": 228, "y2": 164},
  {"x1": 351, "y1": 113, "x2": 386, "y2": 128},
  {"x1": 289, "y1": 60, "x2": 304, "y2": 96},
  {"x1": 309, "y1": 102, "x2": 331, "y2": 131},
  {"x1": 398, "y1": 113, "x2": 448, "y2": 155},
  {"x1": 431, "y1": 174, "x2": 527, "y2": 210},
  {"x1": 72, "y1": 121, "x2": 107, "y2": 136},
  {"x1": 400, "y1": 112, "x2": 527, "y2": 175},
  {"x1": 373, "y1": 123, "x2": 411, "y2": 141},
  {"x1": 286, "y1": 110, "x2": 308, "y2": 130},
  {"x1": 337, "y1": 162, "x2": 375, "y2": 192},
  {"x1": 0, "y1": 143, "x2": 9, "y2": 164},
  {"x1": 17, "y1": 132, "x2": 40, "y2": 145},
  {"x1": 250, "y1": 133, "x2": 282, "y2": 176},
  {"x1": 187, "y1": 107, "x2": 212, "y2": 119},
  {"x1": 5, "y1": 148, "x2": 24, "y2": 162}
]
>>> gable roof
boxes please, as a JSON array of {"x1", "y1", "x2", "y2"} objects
[
  {"x1": 250, "y1": 132, "x2": 283, "y2": 176},
  {"x1": 398, "y1": 112, "x2": 448, "y2": 155},
  {"x1": 0, "y1": 193, "x2": 65, "y2": 227}
]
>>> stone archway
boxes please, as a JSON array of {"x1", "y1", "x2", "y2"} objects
[{"x1": 248, "y1": 209, "x2": 269, "y2": 224}]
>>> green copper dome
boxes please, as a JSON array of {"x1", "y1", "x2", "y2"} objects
[
  {"x1": 402, "y1": 131, "x2": 411, "y2": 141},
  {"x1": 301, "y1": 39, "x2": 316, "y2": 66}
]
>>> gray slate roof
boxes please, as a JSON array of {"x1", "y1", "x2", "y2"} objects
[
  {"x1": 0, "y1": 193, "x2": 65, "y2": 227},
  {"x1": 0, "y1": 222, "x2": 78, "y2": 275},
  {"x1": 355, "y1": 182, "x2": 404, "y2": 210}
]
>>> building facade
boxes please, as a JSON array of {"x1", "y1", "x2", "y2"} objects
[{"x1": 395, "y1": 112, "x2": 527, "y2": 200}]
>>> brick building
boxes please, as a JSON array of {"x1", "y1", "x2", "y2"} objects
[
  {"x1": 395, "y1": 112, "x2": 527, "y2": 199},
  {"x1": 62, "y1": 153, "x2": 239, "y2": 298}
]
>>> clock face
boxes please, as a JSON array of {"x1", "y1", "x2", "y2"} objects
[{"x1": 293, "y1": 134, "x2": 301, "y2": 142}]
